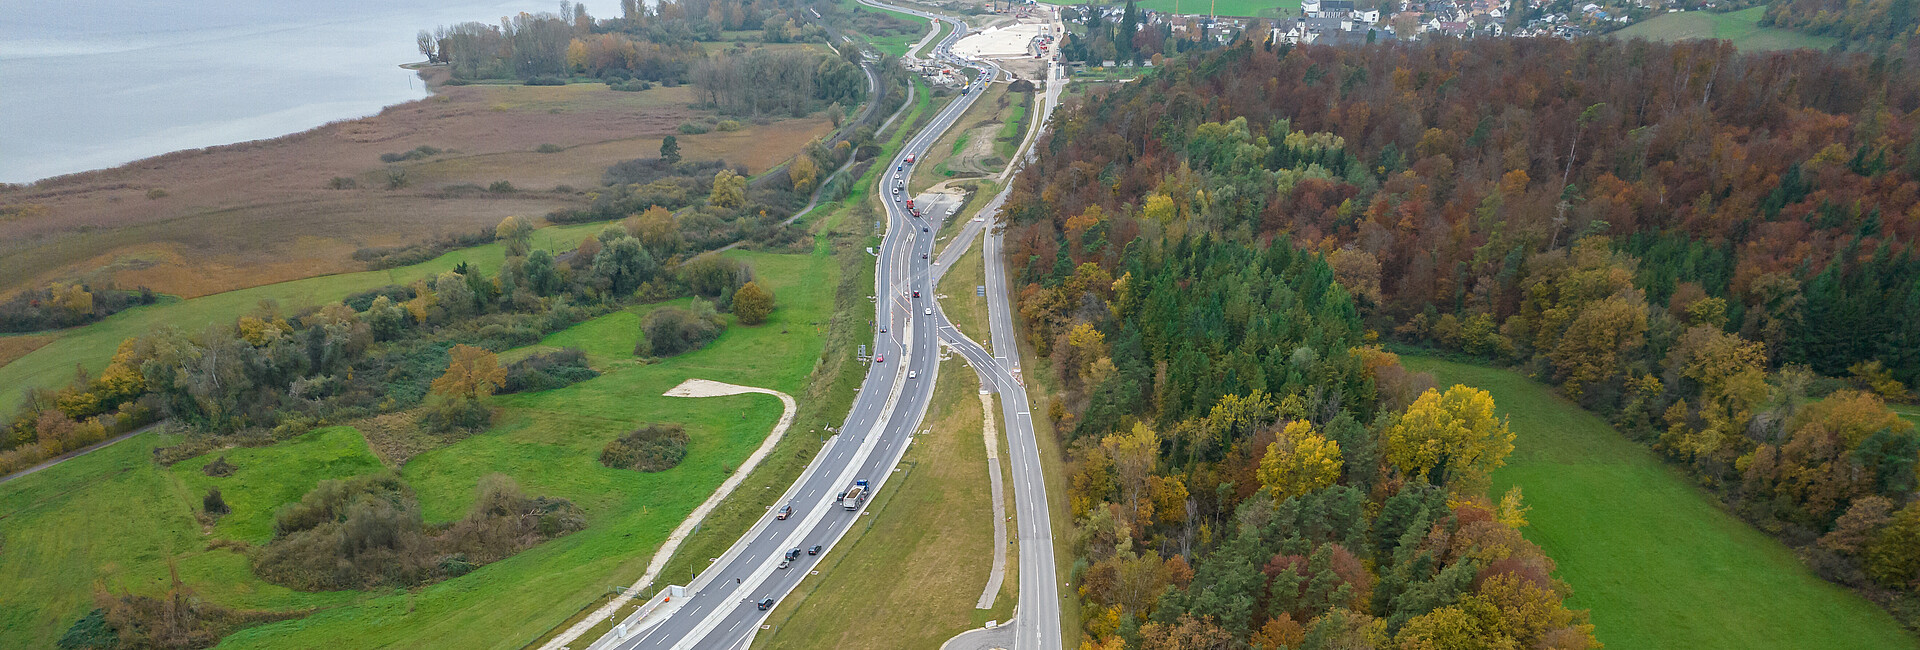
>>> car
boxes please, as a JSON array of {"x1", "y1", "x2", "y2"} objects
[
  {"x1": 908, "y1": 370, "x2": 918, "y2": 379},
  {"x1": 758, "y1": 597, "x2": 774, "y2": 611},
  {"x1": 897, "y1": 164, "x2": 903, "y2": 171},
  {"x1": 880, "y1": 324, "x2": 887, "y2": 333},
  {"x1": 808, "y1": 545, "x2": 822, "y2": 555},
  {"x1": 924, "y1": 308, "x2": 933, "y2": 315},
  {"x1": 786, "y1": 548, "x2": 802, "y2": 561},
  {"x1": 922, "y1": 253, "x2": 928, "y2": 259},
  {"x1": 892, "y1": 186, "x2": 899, "y2": 194},
  {"x1": 875, "y1": 354, "x2": 884, "y2": 363},
  {"x1": 922, "y1": 226, "x2": 929, "y2": 232},
  {"x1": 894, "y1": 173, "x2": 900, "y2": 180},
  {"x1": 776, "y1": 505, "x2": 792, "y2": 520},
  {"x1": 778, "y1": 560, "x2": 790, "y2": 570},
  {"x1": 894, "y1": 194, "x2": 901, "y2": 202}
]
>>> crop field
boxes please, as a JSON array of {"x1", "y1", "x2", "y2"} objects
[
  {"x1": 1402, "y1": 356, "x2": 1918, "y2": 650},
  {"x1": 0, "y1": 79, "x2": 832, "y2": 301},
  {"x1": 1612, "y1": 6, "x2": 1837, "y2": 51},
  {"x1": 0, "y1": 248, "x2": 837, "y2": 649},
  {"x1": 0, "y1": 223, "x2": 603, "y2": 420},
  {"x1": 756, "y1": 357, "x2": 1011, "y2": 649}
]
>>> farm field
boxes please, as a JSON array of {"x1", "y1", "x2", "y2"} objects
[
  {"x1": 755, "y1": 357, "x2": 1011, "y2": 649},
  {"x1": 1612, "y1": 6, "x2": 1837, "y2": 51},
  {"x1": 1402, "y1": 355, "x2": 1919, "y2": 650},
  {"x1": 0, "y1": 248, "x2": 838, "y2": 649},
  {"x1": 0, "y1": 223, "x2": 603, "y2": 420},
  {"x1": 0, "y1": 75, "x2": 832, "y2": 302}
]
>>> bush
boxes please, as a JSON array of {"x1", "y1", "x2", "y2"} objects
[
  {"x1": 524, "y1": 75, "x2": 567, "y2": 86},
  {"x1": 610, "y1": 80, "x2": 653, "y2": 91},
  {"x1": 732, "y1": 281, "x2": 775, "y2": 325},
  {"x1": 677, "y1": 122, "x2": 710, "y2": 135},
  {"x1": 536, "y1": 143, "x2": 564, "y2": 153},
  {"x1": 488, "y1": 180, "x2": 516, "y2": 193},
  {"x1": 327, "y1": 176, "x2": 358, "y2": 189},
  {"x1": 715, "y1": 120, "x2": 744, "y2": 132},
  {"x1": 599, "y1": 423, "x2": 690, "y2": 472},
  {"x1": 636, "y1": 299, "x2": 726, "y2": 357},
  {"x1": 202, "y1": 455, "x2": 236, "y2": 477},
  {"x1": 203, "y1": 487, "x2": 230, "y2": 515},
  {"x1": 499, "y1": 348, "x2": 599, "y2": 394},
  {"x1": 421, "y1": 394, "x2": 491, "y2": 433},
  {"x1": 378, "y1": 145, "x2": 442, "y2": 163},
  {"x1": 145, "y1": 188, "x2": 168, "y2": 199}
]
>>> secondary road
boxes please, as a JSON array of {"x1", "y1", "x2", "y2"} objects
[
  {"x1": 928, "y1": 13, "x2": 1069, "y2": 650},
  {"x1": 587, "y1": 9, "x2": 1001, "y2": 650}
]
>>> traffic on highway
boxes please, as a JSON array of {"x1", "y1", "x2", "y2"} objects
[{"x1": 585, "y1": 4, "x2": 1033, "y2": 649}]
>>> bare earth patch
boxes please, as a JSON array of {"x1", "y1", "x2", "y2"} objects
[{"x1": 0, "y1": 335, "x2": 53, "y2": 368}]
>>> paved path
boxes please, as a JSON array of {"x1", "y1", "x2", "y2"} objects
[
  {"x1": 537, "y1": 380, "x2": 796, "y2": 650},
  {"x1": 941, "y1": 621, "x2": 1016, "y2": 650}
]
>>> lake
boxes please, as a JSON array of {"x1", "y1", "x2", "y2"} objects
[{"x1": 0, "y1": 0, "x2": 559, "y2": 183}]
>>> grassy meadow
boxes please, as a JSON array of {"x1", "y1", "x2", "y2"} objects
[
  {"x1": 1401, "y1": 356, "x2": 1918, "y2": 650},
  {"x1": 0, "y1": 247, "x2": 839, "y2": 649},
  {"x1": 1612, "y1": 6, "x2": 1837, "y2": 52}
]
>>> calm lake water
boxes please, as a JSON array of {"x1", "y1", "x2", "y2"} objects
[{"x1": 0, "y1": 0, "x2": 556, "y2": 183}]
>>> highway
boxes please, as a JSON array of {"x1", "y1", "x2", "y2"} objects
[{"x1": 586, "y1": 7, "x2": 1015, "y2": 649}]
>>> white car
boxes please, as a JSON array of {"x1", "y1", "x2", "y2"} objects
[
  {"x1": 908, "y1": 370, "x2": 918, "y2": 379},
  {"x1": 924, "y1": 308, "x2": 932, "y2": 315}
]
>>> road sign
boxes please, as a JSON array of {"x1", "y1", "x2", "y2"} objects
[
  {"x1": 859, "y1": 344, "x2": 867, "y2": 358},
  {"x1": 977, "y1": 286, "x2": 986, "y2": 296}
]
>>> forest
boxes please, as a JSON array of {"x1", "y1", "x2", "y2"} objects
[
  {"x1": 418, "y1": 0, "x2": 868, "y2": 119},
  {"x1": 999, "y1": 35, "x2": 1920, "y2": 643}
]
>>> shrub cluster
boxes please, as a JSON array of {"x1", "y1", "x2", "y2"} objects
[
  {"x1": 254, "y1": 472, "x2": 583, "y2": 591},
  {"x1": 637, "y1": 299, "x2": 726, "y2": 357},
  {"x1": 598, "y1": 423, "x2": 690, "y2": 472},
  {"x1": 377, "y1": 145, "x2": 442, "y2": 163},
  {"x1": 0, "y1": 284, "x2": 158, "y2": 333},
  {"x1": 499, "y1": 348, "x2": 598, "y2": 394}
]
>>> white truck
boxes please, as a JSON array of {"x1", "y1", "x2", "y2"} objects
[{"x1": 840, "y1": 479, "x2": 869, "y2": 510}]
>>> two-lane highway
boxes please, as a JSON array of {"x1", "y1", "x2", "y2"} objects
[{"x1": 588, "y1": 9, "x2": 1004, "y2": 650}]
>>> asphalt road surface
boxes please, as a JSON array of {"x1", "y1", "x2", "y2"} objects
[{"x1": 587, "y1": 8, "x2": 1012, "y2": 650}]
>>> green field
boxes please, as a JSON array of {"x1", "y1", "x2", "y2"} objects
[
  {"x1": 1402, "y1": 356, "x2": 1918, "y2": 650},
  {"x1": 0, "y1": 247, "x2": 838, "y2": 649},
  {"x1": 756, "y1": 357, "x2": 1011, "y2": 649},
  {"x1": 1612, "y1": 6, "x2": 1838, "y2": 51},
  {"x1": 0, "y1": 223, "x2": 604, "y2": 419}
]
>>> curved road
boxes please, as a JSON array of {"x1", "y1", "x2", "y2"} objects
[{"x1": 586, "y1": 8, "x2": 1025, "y2": 650}]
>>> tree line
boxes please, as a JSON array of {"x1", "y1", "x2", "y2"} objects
[{"x1": 998, "y1": 35, "x2": 1920, "y2": 639}]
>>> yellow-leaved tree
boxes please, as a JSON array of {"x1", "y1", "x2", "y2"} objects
[
  {"x1": 431, "y1": 344, "x2": 506, "y2": 400},
  {"x1": 1384, "y1": 385, "x2": 1514, "y2": 492},
  {"x1": 1258, "y1": 420, "x2": 1343, "y2": 501}
]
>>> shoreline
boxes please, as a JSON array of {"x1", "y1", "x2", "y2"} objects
[{"x1": 6, "y1": 64, "x2": 444, "y2": 190}]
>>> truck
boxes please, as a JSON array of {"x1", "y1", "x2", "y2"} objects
[{"x1": 840, "y1": 479, "x2": 869, "y2": 510}]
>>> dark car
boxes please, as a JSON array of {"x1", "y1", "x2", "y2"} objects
[
  {"x1": 785, "y1": 548, "x2": 802, "y2": 561},
  {"x1": 758, "y1": 597, "x2": 774, "y2": 610},
  {"x1": 808, "y1": 545, "x2": 823, "y2": 556},
  {"x1": 776, "y1": 505, "x2": 792, "y2": 520}
]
